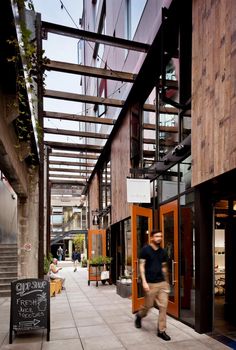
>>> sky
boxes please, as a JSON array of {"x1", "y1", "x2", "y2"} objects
[
  {"x1": 32, "y1": 0, "x2": 86, "y2": 146},
  {"x1": 31, "y1": 0, "x2": 96, "y2": 187}
]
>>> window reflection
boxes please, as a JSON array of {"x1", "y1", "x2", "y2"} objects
[
  {"x1": 92, "y1": 234, "x2": 102, "y2": 257},
  {"x1": 180, "y1": 193, "x2": 195, "y2": 326},
  {"x1": 163, "y1": 212, "x2": 175, "y2": 302},
  {"x1": 179, "y1": 156, "x2": 192, "y2": 192},
  {"x1": 124, "y1": 220, "x2": 132, "y2": 276},
  {"x1": 136, "y1": 216, "x2": 148, "y2": 298}
]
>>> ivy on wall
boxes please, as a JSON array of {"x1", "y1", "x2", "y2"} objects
[{"x1": 7, "y1": 0, "x2": 49, "y2": 168}]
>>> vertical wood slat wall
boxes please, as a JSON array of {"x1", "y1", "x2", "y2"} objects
[
  {"x1": 192, "y1": 0, "x2": 236, "y2": 186},
  {"x1": 111, "y1": 111, "x2": 131, "y2": 223}
]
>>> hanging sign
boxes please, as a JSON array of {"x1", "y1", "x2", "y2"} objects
[{"x1": 127, "y1": 178, "x2": 151, "y2": 203}]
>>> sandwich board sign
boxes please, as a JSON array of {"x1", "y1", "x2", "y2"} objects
[{"x1": 9, "y1": 279, "x2": 50, "y2": 343}]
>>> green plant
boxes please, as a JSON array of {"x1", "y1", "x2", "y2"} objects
[
  {"x1": 89, "y1": 255, "x2": 112, "y2": 265},
  {"x1": 7, "y1": 1, "x2": 50, "y2": 165},
  {"x1": 44, "y1": 253, "x2": 53, "y2": 274},
  {"x1": 73, "y1": 234, "x2": 85, "y2": 253}
]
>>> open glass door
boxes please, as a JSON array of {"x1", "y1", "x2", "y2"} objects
[
  {"x1": 131, "y1": 205, "x2": 152, "y2": 313},
  {"x1": 160, "y1": 200, "x2": 179, "y2": 317}
]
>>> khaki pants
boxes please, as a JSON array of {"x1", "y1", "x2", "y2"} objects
[{"x1": 138, "y1": 281, "x2": 170, "y2": 332}]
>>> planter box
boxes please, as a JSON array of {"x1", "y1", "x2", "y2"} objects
[
  {"x1": 88, "y1": 263, "x2": 111, "y2": 287},
  {"x1": 116, "y1": 280, "x2": 132, "y2": 298}
]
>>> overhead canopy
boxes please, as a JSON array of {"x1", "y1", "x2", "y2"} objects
[{"x1": 41, "y1": 0, "x2": 188, "y2": 197}]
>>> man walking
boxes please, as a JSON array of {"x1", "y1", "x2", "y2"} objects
[
  {"x1": 134, "y1": 230, "x2": 171, "y2": 341},
  {"x1": 57, "y1": 246, "x2": 63, "y2": 261},
  {"x1": 72, "y1": 250, "x2": 79, "y2": 272}
]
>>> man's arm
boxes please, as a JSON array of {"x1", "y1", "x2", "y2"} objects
[
  {"x1": 162, "y1": 262, "x2": 169, "y2": 283},
  {"x1": 139, "y1": 259, "x2": 150, "y2": 292}
]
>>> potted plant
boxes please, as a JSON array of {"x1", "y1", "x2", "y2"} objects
[
  {"x1": 88, "y1": 256, "x2": 112, "y2": 286},
  {"x1": 89, "y1": 255, "x2": 112, "y2": 266}
]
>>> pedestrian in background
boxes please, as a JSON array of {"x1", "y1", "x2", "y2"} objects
[
  {"x1": 72, "y1": 250, "x2": 79, "y2": 272},
  {"x1": 57, "y1": 246, "x2": 63, "y2": 261}
]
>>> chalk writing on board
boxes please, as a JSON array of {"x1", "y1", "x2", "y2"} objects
[
  {"x1": 10, "y1": 279, "x2": 50, "y2": 343},
  {"x1": 15, "y1": 280, "x2": 47, "y2": 297}
]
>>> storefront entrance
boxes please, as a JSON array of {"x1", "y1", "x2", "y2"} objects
[
  {"x1": 131, "y1": 202, "x2": 179, "y2": 318},
  {"x1": 160, "y1": 200, "x2": 179, "y2": 318},
  {"x1": 213, "y1": 200, "x2": 236, "y2": 343},
  {"x1": 131, "y1": 205, "x2": 152, "y2": 313}
]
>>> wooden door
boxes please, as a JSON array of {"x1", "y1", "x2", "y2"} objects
[
  {"x1": 160, "y1": 200, "x2": 179, "y2": 317},
  {"x1": 131, "y1": 205, "x2": 152, "y2": 313},
  {"x1": 88, "y1": 229, "x2": 106, "y2": 283}
]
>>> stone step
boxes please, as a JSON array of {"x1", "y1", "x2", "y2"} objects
[
  {"x1": 0, "y1": 261, "x2": 17, "y2": 266},
  {"x1": 0, "y1": 245, "x2": 18, "y2": 296},
  {"x1": 0, "y1": 248, "x2": 17, "y2": 253},
  {"x1": 0, "y1": 277, "x2": 17, "y2": 285},
  {"x1": 0, "y1": 290, "x2": 11, "y2": 297},
  {"x1": 0, "y1": 249, "x2": 17, "y2": 255},
  {"x1": 0, "y1": 255, "x2": 17, "y2": 261},
  {"x1": 0, "y1": 244, "x2": 17, "y2": 248},
  {"x1": 0, "y1": 256, "x2": 17, "y2": 261},
  {"x1": 0, "y1": 245, "x2": 17, "y2": 248},
  {"x1": 0, "y1": 283, "x2": 11, "y2": 291},
  {"x1": 0, "y1": 265, "x2": 17, "y2": 274},
  {"x1": 0, "y1": 272, "x2": 17, "y2": 278}
]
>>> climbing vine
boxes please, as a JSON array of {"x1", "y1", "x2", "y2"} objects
[{"x1": 7, "y1": 0, "x2": 49, "y2": 169}]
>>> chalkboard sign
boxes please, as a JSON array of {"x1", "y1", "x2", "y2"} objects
[{"x1": 9, "y1": 279, "x2": 50, "y2": 343}]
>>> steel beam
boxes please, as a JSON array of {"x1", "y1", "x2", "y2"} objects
[
  {"x1": 49, "y1": 160, "x2": 95, "y2": 167},
  {"x1": 49, "y1": 174, "x2": 88, "y2": 179},
  {"x1": 44, "y1": 89, "x2": 179, "y2": 114},
  {"x1": 44, "y1": 111, "x2": 115, "y2": 125},
  {"x1": 44, "y1": 141, "x2": 102, "y2": 153},
  {"x1": 44, "y1": 127, "x2": 109, "y2": 139},
  {"x1": 42, "y1": 21, "x2": 150, "y2": 52},
  {"x1": 50, "y1": 152, "x2": 99, "y2": 160},
  {"x1": 49, "y1": 167, "x2": 92, "y2": 173},
  {"x1": 45, "y1": 60, "x2": 137, "y2": 82},
  {"x1": 51, "y1": 181, "x2": 86, "y2": 186}
]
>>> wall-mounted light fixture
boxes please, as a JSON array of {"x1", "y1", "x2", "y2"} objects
[
  {"x1": 92, "y1": 206, "x2": 111, "y2": 226},
  {"x1": 92, "y1": 210, "x2": 100, "y2": 226}
]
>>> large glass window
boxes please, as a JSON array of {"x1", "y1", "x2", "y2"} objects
[
  {"x1": 124, "y1": 219, "x2": 132, "y2": 277},
  {"x1": 126, "y1": 0, "x2": 147, "y2": 40},
  {"x1": 159, "y1": 165, "x2": 178, "y2": 203},
  {"x1": 99, "y1": 160, "x2": 111, "y2": 228},
  {"x1": 96, "y1": 12, "x2": 106, "y2": 67},
  {"x1": 179, "y1": 192, "x2": 195, "y2": 327},
  {"x1": 179, "y1": 155, "x2": 192, "y2": 192},
  {"x1": 136, "y1": 215, "x2": 149, "y2": 298}
]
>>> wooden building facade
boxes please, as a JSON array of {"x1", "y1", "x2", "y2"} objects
[{"x1": 62, "y1": 0, "x2": 236, "y2": 339}]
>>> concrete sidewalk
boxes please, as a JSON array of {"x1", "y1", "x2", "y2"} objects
[{"x1": 0, "y1": 264, "x2": 232, "y2": 350}]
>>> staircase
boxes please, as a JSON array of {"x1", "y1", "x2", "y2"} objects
[{"x1": 0, "y1": 244, "x2": 18, "y2": 297}]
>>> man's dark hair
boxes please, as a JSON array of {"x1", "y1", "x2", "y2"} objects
[{"x1": 150, "y1": 229, "x2": 162, "y2": 237}]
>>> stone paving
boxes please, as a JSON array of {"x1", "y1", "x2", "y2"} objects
[{"x1": 0, "y1": 263, "x2": 232, "y2": 349}]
